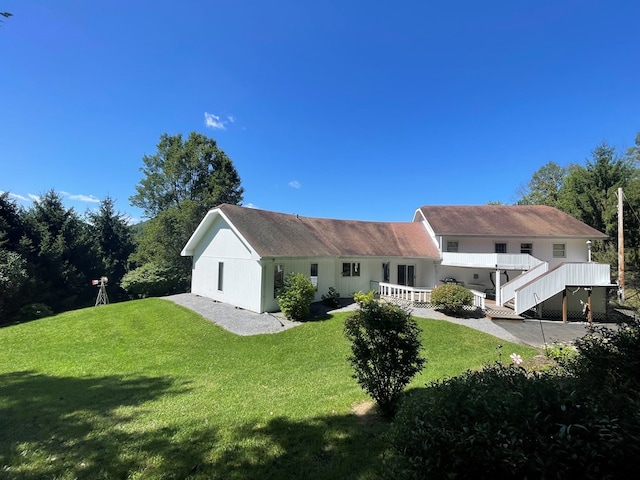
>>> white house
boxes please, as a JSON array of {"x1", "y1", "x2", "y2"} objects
[{"x1": 181, "y1": 204, "x2": 613, "y2": 321}]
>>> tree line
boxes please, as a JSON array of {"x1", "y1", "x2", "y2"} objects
[
  {"x1": 515, "y1": 133, "x2": 640, "y2": 298},
  {"x1": 0, "y1": 132, "x2": 243, "y2": 323},
  {"x1": 1, "y1": 130, "x2": 639, "y2": 322}
]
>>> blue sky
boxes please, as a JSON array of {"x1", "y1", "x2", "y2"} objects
[{"x1": 1, "y1": 0, "x2": 639, "y2": 223}]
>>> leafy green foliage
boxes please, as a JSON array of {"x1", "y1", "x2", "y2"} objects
[
  {"x1": 0, "y1": 249, "x2": 28, "y2": 319},
  {"x1": 516, "y1": 161, "x2": 567, "y2": 207},
  {"x1": 120, "y1": 262, "x2": 183, "y2": 298},
  {"x1": 344, "y1": 300, "x2": 426, "y2": 417},
  {"x1": 277, "y1": 272, "x2": 316, "y2": 321},
  {"x1": 429, "y1": 284, "x2": 474, "y2": 314},
  {"x1": 558, "y1": 142, "x2": 634, "y2": 238},
  {"x1": 560, "y1": 318, "x2": 640, "y2": 391},
  {"x1": 130, "y1": 131, "x2": 243, "y2": 218},
  {"x1": 353, "y1": 290, "x2": 375, "y2": 306},
  {"x1": 321, "y1": 287, "x2": 341, "y2": 307},
  {"x1": 388, "y1": 319, "x2": 640, "y2": 479},
  {"x1": 129, "y1": 132, "x2": 244, "y2": 290}
]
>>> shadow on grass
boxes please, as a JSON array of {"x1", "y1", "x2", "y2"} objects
[
  {"x1": 210, "y1": 411, "x2": 388, "y2": 480},
  {"x1": 0, "y1": 370, "x2": 211, "y2": 479},
  {"x1": 1, "y1": 371, "x2": 389, "y2": 479}
]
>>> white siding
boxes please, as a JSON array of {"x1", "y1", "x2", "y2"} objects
[
  {"x1": 260, "y1": 257, "x2": 437, "y2": 312},
  {"x1": 190, "y1": 216, "x2": 263, "y2": 312},
  {"x1": 440, "y1": 236, "x2": 591, "y2": 266}
]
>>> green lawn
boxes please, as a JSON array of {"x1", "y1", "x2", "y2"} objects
[{"x1": 0, "y1": 299, "x2": 536, "y2": 479}]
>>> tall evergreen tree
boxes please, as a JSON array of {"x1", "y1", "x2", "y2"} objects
[
  {"x1": 22, "y1": 190, "x2": 101, "y2": 312},
  {"x1": 87, "y1": 196, "x2": 136, "y2": 301},
  {"x1": 0, "y1": 192, "x2": 26, "y2": 251},
  {"x1": 558, "y1": 142, "x2": 634, "y2": 238}
]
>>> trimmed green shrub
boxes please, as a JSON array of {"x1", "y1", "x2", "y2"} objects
[
  {"x1": 120, "y1": 262, "x2": 183, "y2": 298},
  {"x1": 344, "y1": 299, "x2": 426, "y2": 417},
  {"x1": 387, "y1": 319, "x2": 640, "y2": 479},
  {"x1": 321, "y1": 286, "x2": 341, "y2": 307},
  {"x1": 277, "y1": 272, "x2": 316, "y2": 321},
  {"x1": 429, "y1": 283, "x2": 473, "y2": 314}
]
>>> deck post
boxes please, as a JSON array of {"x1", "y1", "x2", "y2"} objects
[
  {"x1": 562, "y1": 289, "x2": 567, "y2": 323},
  {"x1": 495, "y1": 267, "x2": 502, "y2": 306}
]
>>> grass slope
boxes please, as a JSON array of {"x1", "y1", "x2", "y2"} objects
[{"x1": 0, "y1": 299, "x2": 536, "y2": 479}]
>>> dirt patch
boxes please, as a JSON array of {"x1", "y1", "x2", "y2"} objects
[{"x1": 351, "y1": 400, "x2": 383, "y2": 426}]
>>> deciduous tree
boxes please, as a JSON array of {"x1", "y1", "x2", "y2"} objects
[
  {"x1": 128, "y1": 132, "x2": 244, "y2": 295},
  {"x1": 516, "y1": 161, "x2": 567, "y2": 207}
]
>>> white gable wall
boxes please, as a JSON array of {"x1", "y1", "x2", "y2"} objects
[{"x1": 190, "y1": 216, "x2": 263, "y2": 312}]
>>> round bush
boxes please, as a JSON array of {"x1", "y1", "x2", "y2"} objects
[
  {"x1": 344, "y1": 299, "x2": 426, "y2": 417},
  {"x1": 277, "y1": 272, "x2": 316, "y2": 321},
  {"x1": 429, "y1": 284, "x2": 473, "y2": 314}
]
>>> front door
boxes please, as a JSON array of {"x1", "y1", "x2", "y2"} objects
[{"x1": 398, "y1": 265, "x2": 415, "y2": 287}]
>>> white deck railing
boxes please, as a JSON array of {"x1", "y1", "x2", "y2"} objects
[
  {"x1": 378, "y1": 282, "x2": 486, "y2": 310},
  {"x1": 442, "y1": 252, "x2": 544, "y2": 270}
]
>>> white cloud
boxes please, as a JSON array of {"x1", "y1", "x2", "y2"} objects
[
  {"x1": 244, "y1": 203, "x2": 257, "y2": 209},
  {"x1": 227, "y1": 115, "x2": 236, "y2": 123},
  {"x1": 204, "y1": 112, "x2": 227, "y2": 130},
  {"x1": 28, "y1": 193, "x2": 40, "y2": 203},
  {"x1": 0, "y1": 191, "x2": 30, "y2": 202},
  {"x1": 288, "y1": 180, "x2": 302, "y2": 189},
  {"x1": 61, "y1": 191, "x2": 101, "y2": 203}
]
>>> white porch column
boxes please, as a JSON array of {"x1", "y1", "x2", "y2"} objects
[{"x1": 495, "y1": 267, "x2": 502, "y2": 306}]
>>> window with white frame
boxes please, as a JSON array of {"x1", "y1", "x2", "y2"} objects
[
  {"x1": 495, "y1": 243, "x2": 507, "y2": 254},
  {"x1": 446, "y1": 241, "x2": 459, "y2": 252},
  {"x1": 553, "y1": 243, "x2": 566, "y2": 258},
  {"x1": 310, "y1": 263, "x2": 318, "y2": 287}
]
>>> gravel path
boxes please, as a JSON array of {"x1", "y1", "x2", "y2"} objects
[
  {"x1": 165, "y1": 293, "x2": 523, "y2": 343},
  {"x1": 166, "y1": 293, "x2": 300, "y2": 336}
]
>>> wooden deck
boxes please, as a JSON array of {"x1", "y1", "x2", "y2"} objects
[{"x1": 484, "y1": 299, "x2": 524, "y2": 320}]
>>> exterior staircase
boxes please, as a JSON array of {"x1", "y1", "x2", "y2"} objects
[{"x1": 508, "y1": 262, "x2": 612, "y2": 315}]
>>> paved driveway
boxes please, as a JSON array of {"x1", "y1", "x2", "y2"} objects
[{"x1": 492, "y1": 319, "x2": 597, "y2": 347}]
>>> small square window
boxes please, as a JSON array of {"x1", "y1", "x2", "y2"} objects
[
  {"x1": 521, "y1": 243, "x2": 533, "y2": 255},
  {"x1": 495, "y1": 243, "x2": 507, "y2": 254},
  {"x1": 553, "y1": 244, "x2": 566, "y2": 258},
  {"x1": 447, "y1": 241, "x2": 459, "y2": 252}
]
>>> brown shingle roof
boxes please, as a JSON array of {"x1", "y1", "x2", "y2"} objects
[
  {"x1": 415, "y1": 205, "x2": 607, "y2": 238},
  {"x1": 219, "y1": 204, "x2": 440, "y2": 258}
]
